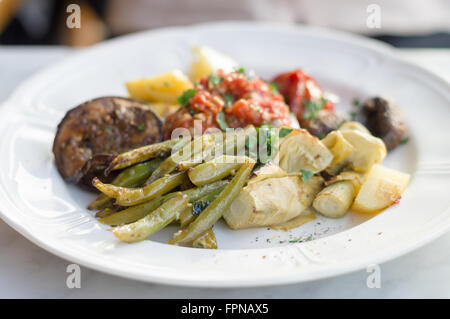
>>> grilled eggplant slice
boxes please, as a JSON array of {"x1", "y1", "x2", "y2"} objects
[
  {"x1": 53, "y1": 97, "x2": 163, "y2": 188},
  {"x1": 360, "y1": 97, "x2": 407, "y2": 151}
]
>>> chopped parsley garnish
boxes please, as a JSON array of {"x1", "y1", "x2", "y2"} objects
[
  {"x1": 224, "y1": 94, "x2": 234, "y2": 107},
  {"x1": 300, "y1": 169, "x2": 314, "y2": 182},
  {"x1": 163, "y1": 81, "x2": 170, "y2": 88},
  {"x1": 208, "y1": 74, "x2": 223, "y2": 87},
  {"x1": 269, "y1": 82, "x2": 280, "y2": 94},
  {"x1": 400, "y1": 137, "x2": 409, "y2": 145},
  {"x1": 137, "y1": 123, "x2": 145, "y2": 131},
  {"x1": 302, "y1": 97, "x2": 328, "y2": 120},
  {"x1": 235, "y1": 67, "x2": 246, "y2": 74},
  {"x1": 217, "y1": 111, "x2": 229, "y2": 130},
  {"x1": 349, "y1": 111, "x2": 357, "y2": 120},
  {"x1": 279, "y1": 127, "x2": 293, "y2": 138},
  {"x1": 353, "y1": 99, "x2": 360, "y2": 107},
  {"x1": 318, "y1": 133, "x2": 326, "y2": 140},
  {"x1": 289, "y1": 234, "x2": 313, "y2": 243},
  {"x1": 177, "y1": 89, "x2": 197, "y2": 106}
]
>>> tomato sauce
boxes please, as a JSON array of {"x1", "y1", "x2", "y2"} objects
[
  {"x1": 272, "y1": 69, "x2": 334, "y2": 121},
  {"x1": 164, "y1": 70, "x2": 295, "y2": 138}
]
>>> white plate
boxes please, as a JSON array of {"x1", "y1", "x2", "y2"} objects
[{"x1": 0, "y1": 22, "x2": 449, "y2": 287}]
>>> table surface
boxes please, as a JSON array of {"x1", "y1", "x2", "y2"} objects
[{"x1": 0, "y1": 46, "x2": 449, "y2": 298}]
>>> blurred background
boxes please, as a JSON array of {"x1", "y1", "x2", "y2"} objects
[{"x1": 0, "y1": 0, "x2": 449, "y2": 48}]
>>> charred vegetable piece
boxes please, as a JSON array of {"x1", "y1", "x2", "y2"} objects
[
  {"x1": 53, "y1": 97, "x2": 163, "y2": 186},
  {"x1": 300, "y1": 109, "x2": 346, "y2": 138},
  {"x1": 168, "y1": 158, "x2": 255, "y2": 246},
  {"x1": 360, "y1": 97, "x2": 407, "y2": 151},
  {"x1": 88, "y1": 159, "x2": 162, "y2": 210},
  {"x1": 110, "y1": 193, "x2": 189, "y2": 243},
  {"x1": 99, "y1": 180, "x2": 228, "y2": 226}
]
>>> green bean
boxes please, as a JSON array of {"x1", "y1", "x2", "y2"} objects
[
  {"x1": 106, "y1": 138, "x2": 189, "y2": 174},
  {"x1": 88, "y1": 159, "x2": 163, "y2": 210},
  {"x1": 168, "y1": 158, "x2": 255, "y2": 245},
  {"x1": 192, "y1": 229, "x2": 217, "y2": 249},
  {"x1": 175, "y1": 129, "x2": 250, "y2": 171},
  {"x1": 99, "y1": 180, "x2": 229, "y2": 226},
  {"x1": 188, "y1": 155, "x2": 246, "y2": 186},
  {"x1": 111, "y1": 193, "x2": 189, "y2": 243},
  {"x1": 95, "y1": 207, "x2": 117, "y2": 218},
  {"x1": 179, "y1": 187, "x2": 223, "y2": 227},
  {"x1": 179, "y1": 206, "x2": 194, "y2": 228},
  {"x1": 93, "y1": 171, "x2": 187, "y2": 206},
  {"x1": 99, "y1": 196, "x2": 168, "y2": 226},
  {"x1": 145, "y1": 134, "x2": 216, "y2": 185}
]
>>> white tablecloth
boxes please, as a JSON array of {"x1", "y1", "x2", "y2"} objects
[{"x1": 0, "y1": 46, "x2": 449, "y2": 298}]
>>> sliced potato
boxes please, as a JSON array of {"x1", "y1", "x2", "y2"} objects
[
  {"x1": 224, "y1": 175, "x2": 323, "y2": 229},
  {"x1": 276, "y1": 128, "x2": 333, "y2": 174},
  {"x1": 313, "y1": 180, "x2": 356, "y2": 218},
  {"x1": 340, "y1": 129, "x2": 387, "y2": 173},
  {"x1": 148, "y1": 102, "x2": 179, "y2": 118},
  {"x1": 322, "y1": 130, "x2": 354, "y2": 165},
  {"x1": 126, "y1": 70, "x2": 193, "y2": 104},
  {"x1": 352, "y1": 164, "x2": 410, "y2": 214},
  {"x1": 190, "y1": 46, "x2": 238, "y2": 81}
]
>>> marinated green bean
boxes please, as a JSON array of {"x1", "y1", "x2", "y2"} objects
[
  {"x1": 179, "y1": 187, "x2": 223, "y2": 227},
  {"x1": 111, "y1": 193, "x2": 189, "y2": 243},
  {"x1": 106, "y1": 137, "x2": 189, "y2": 173},
  {"x1": 93, "y1": 171, "x2": 187, "y2": 206},
  {"x1": 179, "y1": 205, "x2": 194, "y2": 228},
  {"x1": 168, "y1": 158, "x2": 255, "y2": 245},
  {"x1": 88, "y1": 159, "x2": 163, "y2": 210},
  {"x1": 145, "y1": 134, "x2": 216, "y2": 185},
  {"x1": 99, "y1": 180, "x2": 229, "y2": 226},
  {"x1": 188, "y1": 155, "x2": 246, "y2": 186},
  {"x1": 95, "y1": 207, "x2": 117, "y2": 218},
  {"x1": 192, "y1": 229, "x2": 217, "y2": 249}
]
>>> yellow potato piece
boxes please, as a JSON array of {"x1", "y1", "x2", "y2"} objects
[
  {"x1": 352, "y1": 164, "x2": 410, "y2": 214},
  {"x1": 126, "y1": 70, "x2": 193, "y2": 104},
  {"x1": 190, "y1": 46, "x2": 238, "y2": 82},
  {"x1": 147, "y1": 102, "x2": 179, "y2": 118}
]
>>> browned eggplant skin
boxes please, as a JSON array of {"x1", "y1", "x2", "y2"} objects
[
  {"x1": 360, "y1": 97, "x2": 407, "y2": 151},
  {"x1": 52, "y1": 97, "x2": 163, "y2": 186},
  {"x1": 300, "y1": 110, "x2": 346, "y2": 138}
]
